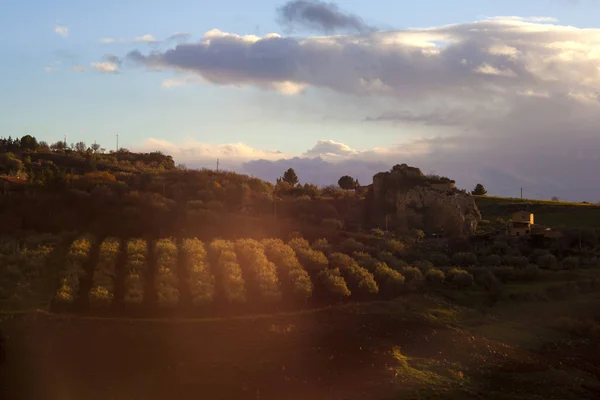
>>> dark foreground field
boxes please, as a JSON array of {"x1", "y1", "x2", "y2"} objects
[{"x1": 3, "y1": 292, "x2": 600, "y2": 400}]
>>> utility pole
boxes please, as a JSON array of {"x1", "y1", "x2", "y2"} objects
[
  {"x1": 216, "y1": 158, "x2": 219, "y2": 172},
  {"x1": 520, "y1": 188, "x2": 523, "y2": 200},
  {"x1": 116, "y1": 134, "x2": 119, "y2": 152}
]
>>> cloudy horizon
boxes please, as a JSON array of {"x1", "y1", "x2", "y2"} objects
[{"x1": 3, "y1": 0, "x2": 600, "y2": 202}]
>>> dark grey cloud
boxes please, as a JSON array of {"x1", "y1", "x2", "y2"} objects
[
  {"x1": 276, "y1": 0, "x2": 375, "y2": 34},
  {"x1": 167, "y1": 32, "x2": 192, "y2": 43},
  {"x1": 103, "y1": 54, "x2": 122, "y2": 66},
  {"x1": 364, "y1": 108, "x2": 483, "y2": 126}
]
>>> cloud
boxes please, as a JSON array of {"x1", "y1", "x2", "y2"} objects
[
  {"x1": 303, "y1": 139, "x2": 358, "y2": 159},
  {"x1": 167, "y1": 32, "x2": 192, "y2": 42},
  {"x1": 126, "y1": 15, "x2": 600, "y2": 201},
  {"x1": 73, "y1": 65, "x2": 85, "y2": 72},
  {"x1": 276, "y1": 0, "x2": 375, "y2": 34},
  {"x1": 99, "y1": 38, "x2": 122, "y2": 44},
  {"x1": 161, "y1": 78, "x2": 186, "y2": 88},
  {"x1": 134, "y1": 34, "x2": 159, "y2": 43},
  {"x1": 90, "y1": 54, "x2": 122, "y2": 74},
  {"x1": 90, "y1": 55, "x2": 121, "y2": 73},
  {"x1": 91, "y1": 62, "x2": 119, "y2": 73},
  {"x1": 54, "y1": 25, "x2": 69, "y2": 37},
  {"x1": 484, "y1": 16, "x2": 558, "y2": 23},
  {"x1": 126, "y1": 17, "x2": 600, "y2": 106},
  {"x1": 141, "y1": 138, "x2": 285, "y2": 166},
  {"x1": 44, "y1": 66, "x2": 57, "y2": 73}
]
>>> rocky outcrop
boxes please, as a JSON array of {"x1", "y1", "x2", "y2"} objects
[{"x1": 365, "y1": 164, "x2": 481, "y2": 235}]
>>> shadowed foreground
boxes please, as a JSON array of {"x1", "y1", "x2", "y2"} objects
[{"x1": 2, "y1": 298, "x2": 600, "y2": 400}]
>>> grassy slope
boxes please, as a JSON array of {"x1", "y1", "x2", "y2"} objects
[
  {"x1": 473, "y1": 195, "x2": 600, "y2": 229},
  {"x1": 3, "y1": 281, "x2": 600, "y2": 400}
]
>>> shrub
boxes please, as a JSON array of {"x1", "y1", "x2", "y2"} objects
[
  {"x1": 235, "y1": 239, "x2": 281, "y2": 301},
  {"x1": 154, "y1": 238, "x2": 179, "y2": 306},
  {"x1": 0, "y1": 235, "x2": 58, "y2": 304},
  {"x1": 377, "y1": 251, "x2": 407, "y2": 271},
  {"x1": 89, "y1": 237, "x2": 119, "y2": 306},
  {"x1": 373, "y1": 262, "x2": 405, "y2": 296},
  {"x1": 379, "y1": 239, "x2": 405, "y2": 256},
  {"x1": 312, "y1": 238, "x2": 332, "y2": 254},
  {"x1": 474, "y1": 270, "x2": 500, "y2": 291},
  {"x1": 328, "y1": 253, "x2": 378, "y2": 296},
  {"x1": 400, "y1": 266, "x2": 423, "y2": 285},
  {"x1": 316, "y1": 268, "x2": 351, "y2": 299},
  {"x1": 529, "y1": 249, "x2": 550, "y2": 263},
  {"x1": 424, "y1": 268, "x2": 445, "y2": 285},
  {"x1": 492, "y1": 266, "x2": 516, "y2": 282},
  {"x1": 452, "y1": 252, "x2": 478, "y2": 267},
  {"x1": 515, "y1": 264, "x2": 540, "y2": 281},
  {"x1": 414, "y1": 260, "x2": 434, "y2": 272},
  {"x1": 429, "y1": 252, "x2": 450, "y2": 267},
  {"x1": 292, "y1": 244, "x2": 329, "y2": 273},
  {"x1": 484, "y1": 254, "x2": 502, "y2": 267},
  {"x1": 447, "y1": 268, "x2": 474, "y2": 288},
  {"x1": 537, "y1": 253, "x2": 558, "y2": 270},
  {"x1": 491, "y1": 241, "x2": 509, "y2": 255},
  {"x1": 339, "y1": 238, "x2": 366, "y2": 254},
  {"x1": 561, "y1": 256, "x2": 580, "y2": 270},
  {"x1": 410, "y1": 229, "x2": 425, "y2": 242},
  {"x1": 371, "y1": 228, "x2": 385, "y2": 237},
  {"x1": 352, "y1": 252, "x2": 404, "y2": 296},
  {"x1": 288, "y1": 237, "x2": 310, "y2": 250},
  {"x1": 321, "y1": 219, "x2": 343, "y2": 231},
  {"x1": 352, "y1": 251, "x2": 379, "y2": 270},
  {"x1": 210, "y1": 240, "x2": 246, "y2": 303},
  {"x1": 182, "y1": 238, "x2": 215, "y2": 305},
  {"x1": 503, "y1": 256, "x2": 529, "y2": 268},
  {"x1": 581, "y1": 257, "x2": 600, "y2": 269},
  {"x1": 124, "y1": 238, "x2": 147, "y2": 305},
  {"x1": 262, "y1": 239, "x2": 312, "y2": 300},
  {"x1": 55, "y1": 235, "x2": 94, "y2": 304}
]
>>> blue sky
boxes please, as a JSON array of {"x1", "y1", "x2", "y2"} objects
[{"x1": 2, "y1": 0, "x2": 600, "y2": 200}]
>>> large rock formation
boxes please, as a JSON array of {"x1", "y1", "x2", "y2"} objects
[{"x1": 365, "y1": 164, "x2": 481, "y2": 235}]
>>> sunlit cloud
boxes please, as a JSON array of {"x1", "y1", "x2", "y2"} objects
[
  {"x1": 54, "y1": 25, "x2": 69, "y2": 37},
  {"x1": 134, "y1": 34, "x2": 159, "y2": 43}
]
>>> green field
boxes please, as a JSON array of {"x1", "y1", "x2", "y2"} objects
[{"x1": 473, "y1": 195, "x2": 600, "y2": 229}]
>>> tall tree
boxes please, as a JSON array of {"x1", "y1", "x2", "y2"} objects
[
  {"x1": 20, "y1": 135, "x2": 38, "y2": 151},
  {"x1": 471, "y1": 183, "x2": 487, "y2": 196},
  {"x1": 338, "y1": 175, "x2": 358, "y2": 190},
  {"x1": 75, "y1": 141, "x2": 87, "y2": 153},
  {"x1": 50, "y1": 141, "x2": 66, "y2": 152},
  {"x1": 281, "y1": 168, "x2": 299, "y2": 186}
]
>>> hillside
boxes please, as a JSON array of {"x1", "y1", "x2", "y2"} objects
[
  {"x1": 474, "y1": 195, "x2": 600, "y2": 229},
  {"x1": 3, "y1": 136, "x2": 600, "y2": 399}
]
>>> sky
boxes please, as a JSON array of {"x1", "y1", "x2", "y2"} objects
[{"x1": 2, "y1": 0, "x2": 600, "y2": 201}]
